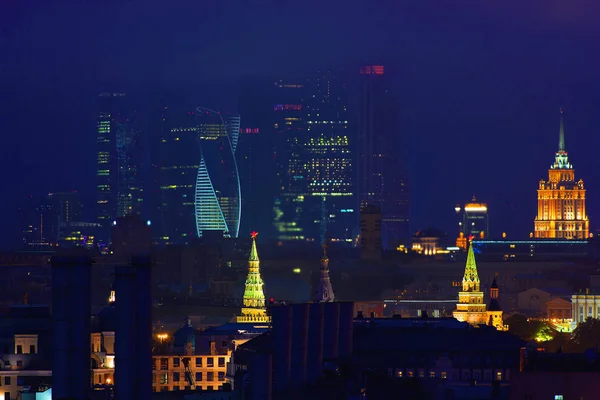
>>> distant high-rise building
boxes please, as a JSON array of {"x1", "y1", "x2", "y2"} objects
[
  {"x1": 20, "y1": 195, "x2": 58, "y2": 247},
  {"x1": 19, "y1": 191, "x2": 101, "y2": 249},
  {"x1": 455, "y1": 196, "x2": 489, "y2": 249},
  {"x1": 96, "y1": 93, "x2": 143, "y2": 240},
  {"x1": 195, "y1": 108, "x2": 241, "y2": 239},
  {"x1": 157, "y1": 107, "x2": 240, "y2": 244},
  {"x1": 47, "y1": 191, "x2": 83, "y2": 225},
  {"x1": 273, "y1": 71, "x2": 354, "y2": 244},
  {"x1": 357, "y1": 65, "x2": 410, "y2": 249},
  {"x1": 238, "y1": 78, "x2": 280, "y2": 239},
  {"x1": 156, "y1": 107, "x2": 198, "y2": 244},
  {"x1": 359, "y1": 204, "x2": 382, "y2": 261},
  {"x1": 534, "y1": 109, "x2": 589, "y2": 239},
  {"x1": 271, "y1": 79, "x2": 307, "y2": 241}
]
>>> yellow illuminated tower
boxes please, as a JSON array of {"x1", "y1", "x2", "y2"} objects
[
  {"x1": 237, "y1": 232, "x2": 270, "y2": 323},
  {"x1": 534, "y1": 109, "x2": 589, "y2": 239},
  {"x1": 453, "y1": 239, "x2": 489, "y2": 326}
]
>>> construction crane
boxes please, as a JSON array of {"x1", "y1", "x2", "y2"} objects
[{"x1": 181, "y1": 357, "x2": 196, "y2": 389}]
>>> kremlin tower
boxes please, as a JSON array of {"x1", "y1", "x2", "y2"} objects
[
  {"x1": 453, "y1": 239, "x2": 505, "y2": 330},
  {"x1": 534, "y1": 109, "x2": 589, "y2": 239},
  {"x1": 314, "y1": 244, "x2": 335, "y2": 303},
  {"x1": 237, "y1": 232, "x2": 270, "y2": 323}
]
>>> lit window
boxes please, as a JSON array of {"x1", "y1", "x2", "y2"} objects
[
  {"x1": 496, "y1": 371, "x2": 502, "y2": 381},
  {"x1": 429, "y1": 371, "x2": 435, "y2": 378},
  {"x1": 554, "y1": 396, "x2": 564, "y2": 400},
  {"x1": 441, "y1": 371, "x2": 447, "y2": 379},
  {"x1": 396, "y1": 370, "x2": 403, "y2": 377}
]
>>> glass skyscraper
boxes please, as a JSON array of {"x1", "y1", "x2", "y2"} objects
[
  {"x1": 272, "y1": 71, "x2": 354, "y2": 244},
  {"x1": 195, "y1": 108, "x2": 241, "y2": 239},
  {"x1": 96, "y1": 93, "x2": 143, "y2": 240},
  {"x1": 157, "y1": 107, "x2": 241, "y2": 244},
  {"x1": 357, "y1": 66, "x2": 410, "y2": 249}
]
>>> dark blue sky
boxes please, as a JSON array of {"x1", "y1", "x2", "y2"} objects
[{"x1": 2, "y1": 0, "x2": 600, "y2": 247}]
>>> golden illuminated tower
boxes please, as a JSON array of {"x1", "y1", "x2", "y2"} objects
[
  {"x1": 453, "y1": 239, "x2": 489, "y2": 326},
  {"x1": 534, "y1": 109, "x2": 589, "y2": 239},
  {"x1": 237, "y1": 232, "x2": 270, "y2": 323}
]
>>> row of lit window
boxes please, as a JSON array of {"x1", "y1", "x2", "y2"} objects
[
  {"x1": 155, "y1": 356, "x2": 226, "y2": 370},
  {"x1": 155, "y1": 371, "x2": 225, "y2": 385}
]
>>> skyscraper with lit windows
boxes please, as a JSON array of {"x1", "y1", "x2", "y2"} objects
[
  {"x1": 534, "y1": 109, "x2": 589, "y2": 239},
  {"x1": 195, "y1": 108, "x2": 241, "y2": 239},
  {"x1": 96, "y1": 93, "x2": 143, "y2": 240},
  {"x1": 157, "y1": 107, "x2": 241, "y2": 244},
  {"x1": 273, "y1": 71, "x2": 354, "y2": 244},
  {"x1": 357, "y1": 65, "x2": 410, "y2": 249}
]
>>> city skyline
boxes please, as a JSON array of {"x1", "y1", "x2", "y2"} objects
[{"x1": 3, "y1": 1, "x2": 600, "y2": 247}]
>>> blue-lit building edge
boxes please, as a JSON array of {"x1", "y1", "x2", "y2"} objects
[
  {"x1": 472, "y1": 239, "x2": 589, "y2": 258},
  {"x1": 193, "y1": 108, "x2": 241, "y2": 239}
]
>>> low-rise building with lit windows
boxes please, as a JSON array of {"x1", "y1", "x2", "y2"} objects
[
  {"x1": 353, "y1": 317, "x2": 526, "y2": 399},
  {"x1": 90, "y1": 301, "x2": 267, "y2": 393},
  {"x1": 0, "y1": 305, "x2": 52, "y2": 400}
]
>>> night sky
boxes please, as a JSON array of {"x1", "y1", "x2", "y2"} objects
[{"x1": 2, "y1": 1, "x2": 600, "y2": 247}]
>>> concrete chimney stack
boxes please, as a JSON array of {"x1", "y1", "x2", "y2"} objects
[{"x1": 51, "y1": 248, "x2": 92, "y2": 400}]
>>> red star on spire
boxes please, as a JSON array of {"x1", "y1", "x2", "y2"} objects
[
  {"x1": 251, "y1": 231, "x2": 258, "y2": 239},
  {"x1": 468, "y1": 235, "x2": 474, "y2": 243}
]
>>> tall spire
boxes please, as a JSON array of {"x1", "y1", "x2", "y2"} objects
[
  {"x1": 462, "y1": 238, "x2": 480, "y2": 292},
  {"x1": 249, "y1": 231, "x2": 259, "y2": 261},
  {"x1": 238, "y1": 231, "x2": 269, "y2": 323},
  {"x1": 315, "y1": 243, "x2": 335, "y2": 303},
  {"x1": 558, "y1": 108, "x2": 565, "y2": 152}
]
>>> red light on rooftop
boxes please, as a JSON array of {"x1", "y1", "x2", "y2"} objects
[
  {"x1": 251, "y1": 231, "x2": 258, "y2": 239},
  {"x1": 360, "y1": 65, "x2": 384, "y2": 75}
]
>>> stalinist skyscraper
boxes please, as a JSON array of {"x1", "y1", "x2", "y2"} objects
[{"x1": 534, "y1": 109, "x2": 589, "y2": 239}]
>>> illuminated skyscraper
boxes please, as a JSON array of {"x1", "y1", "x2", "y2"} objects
[
  {"x1": 157, "y1": 108, "x2": 199, "y2": 244},
  {"x1": 195, "y1": 108, "x2": 241, "y2": 239},
  {"x1": 455, "y1": 196, "x2": 489, "y2": 249},
  {"x1": 96, "y1": 93, "x2": 143, "y2": 239},
  {"x1": 271, "y1": 79, "x2": 307, "y2": 241},
  {"x1": 273, "y1": 71, "x2": 354, "y2": 244},
  {"x1": 157, "y1": 107, "x2": 240, "y2": 244},
  {"x1": 357, "y1": 66, "x2": 410, "y2": 249},
  {"x1": 534, "y1": 109, "x2": 589, "y2": 239}
]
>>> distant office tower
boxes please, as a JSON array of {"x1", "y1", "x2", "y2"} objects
[
  {"x1": 273, "y1": 71, "x2": 354, "y2": 244},
  {"x1": 20, "y1": 195, "x2": 58, "y2": 247},
  {"x1": 195, "y1": 108, "x2": 241, "y2": 239},
  {"x1": 48, "y1": 191, "x2": 83, "y2": 224},
  {"x1": 238, "y1": 79, "x2": 278, "y2": 238},
  {"x1": 455, "y1": 196, "x2": 489, "y2": 249},
  {"x1": 157, "y1": 107, "x2": 240, "y2": 244},
  {"x1": 96, "y1": 93, "x2": 143, "y2": 240},
  {"x1": 21, "y1": 191, "x2": 102, "y2": 249},
  {"x1": 359, "y1": 204, "x2": 382, "y2": 261},
  {"x1": 271, "y1": 79, "x2": 307, "y2": 241},
  {"x1": 157, "y1": 107, "x2": 199, "y2": 244},
  {"x1": 534, "y1": 110, "x2": 589, "y2": 239},
  {"x1": 357, "y1": 66, "x2": 410, "y2": 249}
]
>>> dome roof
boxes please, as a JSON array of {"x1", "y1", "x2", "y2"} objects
[{"x1": 173, "y1": 317, "x2": 196, "y2": 348}]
